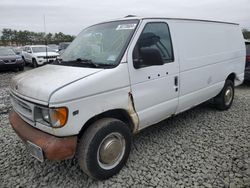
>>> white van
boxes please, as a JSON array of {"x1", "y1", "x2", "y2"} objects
[{"x1": 9, "y1": 17, "x2": 245, "y2": 179}]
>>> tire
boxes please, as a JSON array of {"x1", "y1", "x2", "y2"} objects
[
  {"x1": 32, "y1": 59, "x2": 38, "y2": 68},
  {"x1": 214, "y1": 80, "x2": 234, "y2": 110},
  {"x1": 13, "y1": 68, "x2": 18, "y2": 72},
  {"x1": 22, "y1": 56, "x2": 26, "y2": 66},
  {"x1": 77, "y1": 118, "x2": 132, "y2": 180},
  {"x1": 19, "y1": 66, "x2": 24, "y2": 71}
]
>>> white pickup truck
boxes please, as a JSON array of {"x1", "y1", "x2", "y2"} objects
[{"x1": 9, "y1": 17, "x2": 245, "y2": 180}]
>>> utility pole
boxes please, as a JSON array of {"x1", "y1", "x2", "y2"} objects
[{"x1": 44, "y1": 15, "x2": 48, "y2": 63}]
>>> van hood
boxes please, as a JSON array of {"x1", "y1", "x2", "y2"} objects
[{"x1": 10, "y1": 65, "x2": 102, "y2": 104}]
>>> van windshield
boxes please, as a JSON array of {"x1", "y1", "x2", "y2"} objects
[{"x1": 59, "y1": 20, "x2": 139, "y2": 68}]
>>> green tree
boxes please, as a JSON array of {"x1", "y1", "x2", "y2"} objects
[
  {"x1": 0, "y1": 28, "x2": 75, "y2": 46},
  {"x1": 1, "y1": 28, "x2": 12, "y2": 45},
  {"x1": 46, "y1": 33, "x2": 53, "y2": 44}
]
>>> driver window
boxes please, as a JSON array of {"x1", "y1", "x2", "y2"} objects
[{"x1": 133, "y1": 22, "x2": 174, "y2": 68}]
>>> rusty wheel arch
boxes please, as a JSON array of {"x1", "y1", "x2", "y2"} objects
[{"x1": 78, "y1": 109, "x2": 136, "y2": 140}]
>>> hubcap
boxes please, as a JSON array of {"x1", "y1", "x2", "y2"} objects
[
  {"x1": 224, "y1": 86, "x2": 233, "y2": 106},
  {"x1": 97, "y1": 133, "x2": 125, "y2": 170}
]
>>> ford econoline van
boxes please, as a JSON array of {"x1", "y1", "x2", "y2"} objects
[{"x1": 9, "y1": 17, "x2": 246, "y2": 179}]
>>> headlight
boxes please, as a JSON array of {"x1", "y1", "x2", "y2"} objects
[
  {"x1": 50, "y1": 107, "x2": 68, "y2": 128},
  {"x1": 36, "y1": 107, "x2": 68, "y2": 128},
  {"x1": 41, "y1": 108, "x2": 50, "y2": 123}
]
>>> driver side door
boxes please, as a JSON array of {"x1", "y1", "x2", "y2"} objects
[{"x1": 127, "y1": 20, "x2": 179, "y2": 129}]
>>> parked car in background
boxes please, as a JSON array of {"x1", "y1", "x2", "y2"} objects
[
  {"x1": 9, "y1": 17, "x2": 245, "y2": 180},
  {"x1": 22, "y1": 45, "x2": 59, "y2": 67},
  {"x1": 12, "y1": 46, "x2": 24, "y2": 55},
  {"x1": 47, "y1": 44, "x2": 59, "y2": 52},
  {"x1": 58, "y1": 42, "x2": 71, "y2": 54},
  {"x1": 0, "y1": 47, "x2": 24, "y2": 71},
  {"x1": 245, "y1": 40, "x2": 250, "y2": 81}
]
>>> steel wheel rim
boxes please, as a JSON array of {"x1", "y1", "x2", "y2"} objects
[
  {"x1": 97, "y1": 132, "x2": 125, "y2": 170},
  {"x1": 224, "y1": 86, "x2": 233, "y2": 106}
]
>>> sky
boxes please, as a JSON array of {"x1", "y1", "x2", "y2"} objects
[{"x1": 0, "y1": 0, "x2": 249, "y2": 35}]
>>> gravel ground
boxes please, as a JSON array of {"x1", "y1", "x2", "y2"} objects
[{"x1": 1, "y1": 67, "x2": 250, "y2": 188}]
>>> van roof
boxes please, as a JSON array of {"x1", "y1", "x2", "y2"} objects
[{"x1": 108, "y1": 16, "x2": 239, "y2": 26}]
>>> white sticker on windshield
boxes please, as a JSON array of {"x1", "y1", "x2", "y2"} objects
[
  {"x1": 116, "y1": 24, "x2": 137, "y2": 30},
  {"x1": 107, "y1": 55, "x2": 116, "y2": 61}
]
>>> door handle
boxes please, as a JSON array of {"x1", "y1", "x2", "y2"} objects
[
  {"x1": 174, "y1": 76, "x2": 178, "y2": 86},
  {"x1": 174, "y1": 76, "x2": 178, "y2": 92}
]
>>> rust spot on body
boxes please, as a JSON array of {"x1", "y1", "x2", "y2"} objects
[
  {"x1": 9, "y1": 110, "x2": 77, "y2": 161},
  {"x1": 128, "y1": 92, "x2": 139, "y2": 134}
]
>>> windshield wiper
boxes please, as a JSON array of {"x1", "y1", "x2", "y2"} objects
[
  {"x1": 75, "y1": 58, "x2": 98, "y2": 68},
  {"x1": 53, "y1": 58, "x2": 114, "y2": 69},
  {"x1": 53, "y1": 58, "x2": 98, "y2": 68}
]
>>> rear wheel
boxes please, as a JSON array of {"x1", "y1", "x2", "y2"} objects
[
  {"x1": 214, "y1": 80, "x2": 234, "y2": 110},
  {"x1": 77, "y1": 118, "x2": 132, "y2": 180}
]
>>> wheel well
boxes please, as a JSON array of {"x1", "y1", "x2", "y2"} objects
[
  {"x1": 78, "y1": 109, "x2": 134, "y2": 139},
  {"x1": 226, "y1": 73, "x2": 236, "y2": 84}
]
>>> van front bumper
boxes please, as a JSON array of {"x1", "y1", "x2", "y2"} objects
[{"x1": 9, "y1": 110, "x2": 77, "y2": 161}]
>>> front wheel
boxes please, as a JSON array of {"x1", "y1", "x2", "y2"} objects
[
  {"x1": 77, "y1": 118, "x2": 132, "y2": 180},
  {"x1": 22, "y1": 56, "x2": 26, "y2": 66},
  {"x1": 214, "y1": 80, "x2": 234, "y2": 110},
  {"x1": 19, "y1": 66, "x2": 24, "y2": 71},
  {"x1": 32, "y1": 59, "x2": 38, "y2": 68}
]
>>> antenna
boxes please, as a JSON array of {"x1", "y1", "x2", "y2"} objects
[{"x1": 44, "y1": 15, "x2": 48, "y2": 63}]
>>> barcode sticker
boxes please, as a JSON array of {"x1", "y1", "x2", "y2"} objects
[{"x1": 116, "y1": 24, "x2": 137, "y2": 30}]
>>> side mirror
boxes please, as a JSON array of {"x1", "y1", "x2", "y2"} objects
[
  {"x1": 27, "y1": 50, "x2": 32, "y2": 53},
  {"x1": 134, "y1": 48, "x2": 163, "y2": 69}
]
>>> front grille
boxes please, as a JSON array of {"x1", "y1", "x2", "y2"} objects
[
  {"x1": 3, "y1": 59, "x2": 16, "y2": 63},
  {"x1": 43, "y1": 56, "x2": 57, "y2": 59},
  {"x1": 10, "y1": 94, "x2": 34, "y2": 121}
]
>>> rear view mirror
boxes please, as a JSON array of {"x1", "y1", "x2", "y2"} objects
[{"x1": 133, "y1": 48, "x2": 163, "y2": 69}]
